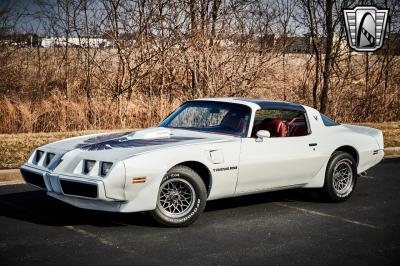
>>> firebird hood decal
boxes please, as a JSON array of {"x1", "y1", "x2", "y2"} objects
[
  {"x1": 78, "y1": 135, "x2": 204, "y2": 151},
  {"x1": 41, "y1": 128, "x2": 235, "y2": 161}
]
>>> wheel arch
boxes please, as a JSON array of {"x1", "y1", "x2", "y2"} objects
[
  {"x1": 333, "y1": 145, "x2": 359, "y2": 166},
  {"x1": 173, "y1": 161, "x2": 212, "y2": 196}
]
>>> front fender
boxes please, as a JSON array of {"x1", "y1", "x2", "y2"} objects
[{"x1": 120, "y1": 140, "x2": 241, "y2": 212}]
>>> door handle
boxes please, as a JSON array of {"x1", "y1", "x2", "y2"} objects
[{"x1": 309, "y1": 143, "x2": 318, "y2": 147}]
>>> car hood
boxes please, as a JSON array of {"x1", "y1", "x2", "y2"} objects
[{"x1": 42, "y1": 127, "x2": 236, "y2": 161}]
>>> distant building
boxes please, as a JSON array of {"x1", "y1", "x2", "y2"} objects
[
  {"x1": 261, "y1": 34, "x2": 312, "y2": 53},
  {"x1": 258, "y1": 34, "x2": 276, "y2": 50},
  {"x1": 41, "y1": 37, "x2": 113, "y2": 48},
  {"x1": 0, "y1": 34, "x2": 40, "y2": 47},
  {"x1": 284, "y1": 36, "x2": 311, "y2": 53}
]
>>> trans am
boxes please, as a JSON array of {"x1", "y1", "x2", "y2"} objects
[{"x1": 20, "y1": 98, "x2": 384, "y2": 226}]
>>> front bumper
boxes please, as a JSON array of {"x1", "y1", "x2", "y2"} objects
[{"x1": 20, "y1": 165, "x2": 123, "y2": 212}]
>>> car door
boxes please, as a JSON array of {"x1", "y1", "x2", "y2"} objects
[{"x1": 235, "y1": 109, "x2": 325, "y2": 194}]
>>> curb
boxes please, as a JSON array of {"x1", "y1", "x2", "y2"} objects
[
  {"x1": 0, "y1": 180, "x2": 24, "y2": 186},
  {"x1": 0, "y1": 169, "x2": 24, "y2": 186},
  {"x1": 1, "y1": 147, "x2": 400, "y2": 185},
  {"x1": 384, "y1": 147, "x2": 400, "y2": 156}
]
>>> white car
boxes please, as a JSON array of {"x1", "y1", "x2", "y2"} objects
[{"x1": 20, "y1": 98, "x2": 384, "y2": 226}]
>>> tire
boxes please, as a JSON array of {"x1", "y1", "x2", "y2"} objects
[
  {"x1": 320, "y1": 151, "x2": 357, "y2": 202},
  {"x1": 150, "y1": 165, "x2": 207, "y2": 227}
]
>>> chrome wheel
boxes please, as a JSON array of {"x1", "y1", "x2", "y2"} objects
[
  {"x1": 332, "y1": 159, "x2": 353, "y2": 195},
  {"x1": 157, "y1": 178, "x2": 196, "y2": 219}
]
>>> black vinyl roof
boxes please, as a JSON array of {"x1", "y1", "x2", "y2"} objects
[{"x1": 236, "y1": 98, "x2": 306, "y2": 112}]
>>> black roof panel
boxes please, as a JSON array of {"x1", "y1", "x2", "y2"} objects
[{"x1": 235, "y1": 98, "x2": 306, "y2": 112}]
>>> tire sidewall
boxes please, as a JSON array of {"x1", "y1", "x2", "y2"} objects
[
  {"x1": 325, "y1": 152, "x2": 357, "y2": 201},
  {"x1": 152, "y1": 167, "x2": 206, "y2": 226}
]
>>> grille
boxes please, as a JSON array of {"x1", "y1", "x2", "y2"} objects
[
  {"x1": 60, "y1": 180, "x2": 98, "y2": 198},
  {"x1": 20, "y1": 169, "x2": 46, "y2": 189}
]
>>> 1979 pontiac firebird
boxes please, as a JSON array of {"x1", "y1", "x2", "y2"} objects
[{"x1": 21, "y1": 98, "x2": 384, "y2": 226}]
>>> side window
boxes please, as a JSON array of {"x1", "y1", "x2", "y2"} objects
[
  {"x1": 321, "y1": 114, "x2": 339, "y2": 126},
  {"x1": 252, "y1": 109, "x2": 309, "y2": 137}
]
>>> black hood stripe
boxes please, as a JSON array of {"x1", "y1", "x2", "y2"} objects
[{"x1": 77, "y1": 135, "x2": 203, "y2": 151}]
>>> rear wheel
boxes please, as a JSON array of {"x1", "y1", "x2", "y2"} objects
[
  {"x1": 150, "y1": 165, "x2": 207, "y2": 227},
  {"x1": 320, "y1": 151, "x2": 357, "y2": 202}
]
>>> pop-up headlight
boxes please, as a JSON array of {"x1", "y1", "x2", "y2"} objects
[
  {"x1": 35, "y1": 150, "x2": 44, "y2": 164},
  {"x1": 83, "y1": 160, "x2": 96, "y2": 174},
  {"x1": 45, "y1": 153, "x2": 55, "y2": 166},
  {"x1": 100, "y1": 162, "x2": 113, "y2": 177}
]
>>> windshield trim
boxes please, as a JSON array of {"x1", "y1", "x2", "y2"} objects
[{"x1": 159, "y1": 100, "x2": 252, "y2": 137}]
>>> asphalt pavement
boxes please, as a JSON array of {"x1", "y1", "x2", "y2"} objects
[{"x1": 1, "y1": 158, "x2": 399, "y2": 265}]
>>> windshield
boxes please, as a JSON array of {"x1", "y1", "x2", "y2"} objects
[{"x1": 159, "y1": 101, "x2": 251, "y2": 137}]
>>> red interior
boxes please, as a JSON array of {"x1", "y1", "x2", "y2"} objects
[
  {"x1": 253, "y1": 119, "x2": 288, "y2": 137},
  {"x1": 252, "y1": 118, "x2": 308, "y2": 137}
]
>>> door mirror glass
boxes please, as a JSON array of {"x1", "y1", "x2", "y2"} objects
[{"x1": 256, "y1": 130, "x2": 270, "y2": 141}]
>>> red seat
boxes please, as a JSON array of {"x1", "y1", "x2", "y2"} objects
[
  {"x1": 286, "y1": 118, "x2": 308, "y2": 136},
  {"x1": 256, "y1": 119, "x2": 288, "y2": 137}
]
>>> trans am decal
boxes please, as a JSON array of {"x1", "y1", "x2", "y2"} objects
[
  {"x1": 213, "y1": 166, "x2": 238, "y2": 172},
  {"x1": 77, "y1": 132, "x2": 203, "y2": 151}
]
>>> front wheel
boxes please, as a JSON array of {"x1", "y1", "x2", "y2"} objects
[
  {"x1": 320, "y1": 151, "x2": 357, "y2": 202},
  {"x1": 150, "y1": 165, "x2": 207, "y2": 227}
]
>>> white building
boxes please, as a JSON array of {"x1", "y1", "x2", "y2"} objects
[{"x1": 41, "y1": 37, "x2": 113, "y2": 48}]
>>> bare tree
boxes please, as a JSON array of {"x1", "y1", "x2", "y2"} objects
[
  {"x1": 319, "y1": 0, "x2": 334, "y2": 113},
  {"x1": 275, "y1": 0, "x2": 296, "y2": 100}
]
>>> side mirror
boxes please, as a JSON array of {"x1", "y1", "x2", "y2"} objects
[{"x1": 256, "y1": 130, "x2": 270, "y2": 141}]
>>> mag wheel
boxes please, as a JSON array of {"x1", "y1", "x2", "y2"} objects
[
  {"x1": 150, "y1": 165, "x2": 207, "y2": 227},
  {"x1": 321, "y1": 151, "x2": 357, "y2": 202},
  {"x1": 158, "y1": 178, "x2": 196, "y2": 218},
  {"x1": 332, "y1": 160, "x2": 353, "y2": 195}
]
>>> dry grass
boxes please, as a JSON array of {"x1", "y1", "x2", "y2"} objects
[
  {"x1": 1, "y1": 47, "x2": 399, "y2": 134},
  {"x1": 0, "y1": 93, "x2": 181, "y2": 133},
  {"x1": 1, "y1": 122, "x2": 399, "y2": 169}
]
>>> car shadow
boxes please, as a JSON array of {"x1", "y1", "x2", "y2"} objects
[
  {"x1": 0, "y1": 188, "x2": 153, "y2": 227},
  {"x1": 0, "y1": 185, "x2": 325, "y2": 228},
  {"x1": 205, "y1": 188, "x2": 324, "y2": 212}
]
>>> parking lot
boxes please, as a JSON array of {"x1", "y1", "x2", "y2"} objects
[{"x1": 1, "y1": 158, "x2": 399, "y2": 265}]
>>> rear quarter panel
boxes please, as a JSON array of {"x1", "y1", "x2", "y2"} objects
[
  {"x1": 305, "y1": 106, "x2": 381, "y2": 174},
  {"x1": 303, "y1": 106, "x2": 381, "y2": 187},
  {"x1": 320, "y1": 125, "x2": 381, "y2": 173}
]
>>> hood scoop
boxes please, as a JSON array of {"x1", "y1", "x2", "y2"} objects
[{"x1": 126, "y1": 127, "x2": 171, "y2": 140}]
